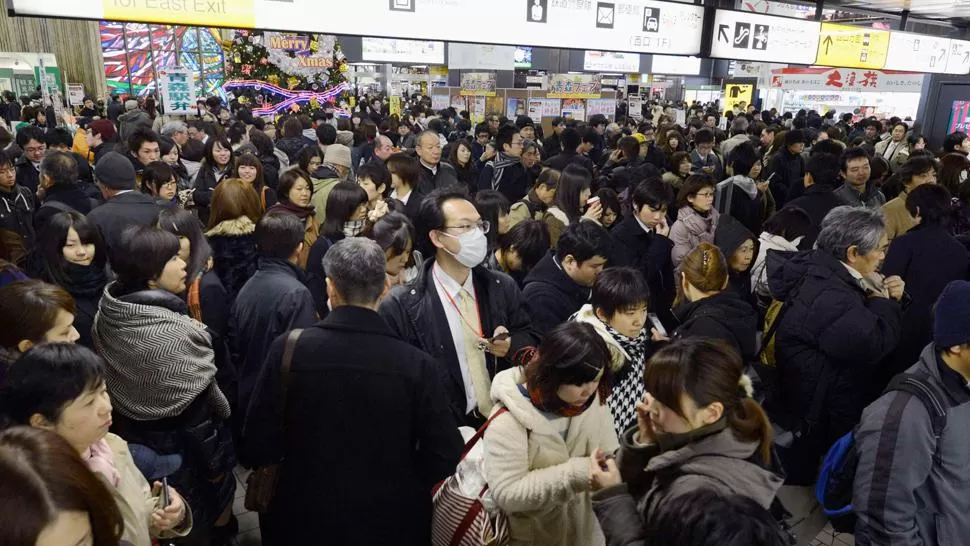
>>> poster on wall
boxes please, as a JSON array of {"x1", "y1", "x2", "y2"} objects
[
  {"x1": 67, "y1": 84, "x2": 85, "y2": 107},
  {"x1": 722, "y1": 83, "x2": 754, "y2": 116},
  {"x1": 450, "y1": 94, "x2": 466, "y2": 111},
  {"x1": 158, "y1": 67, "x2": 197, "y2": 115},
  {"x1": 507, "y1": 97, "x2": 526, "y2": 118},
  {"x1": 469, "y1": 96, "x2": 487, "y2": 123},
  {"x1": 431, "y1": 94, "x2": 450, "y2": 111},
  {"x1": 547, "y1": 74, "x2": 601, "y2": 99},
  {"x1": 460, "y1": 72, "x2": 497, "y2": 96},
  {"x1": 586, "y1": 98, "x2": 616, "y2": 120},
  {"x1": 629, "y1": 96, "x2": 643, "y2": 120},
  {"x1": 528, "y1": 98, "x2": 561, "y2": 119},
  {"x1": 561, "y1": 98, "x2": 586, "y2": 121},
  {"x1": 949, "y1": 101, "x2": 970, "y2": 133}
]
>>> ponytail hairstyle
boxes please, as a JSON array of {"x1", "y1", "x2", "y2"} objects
[
  {"x1": 644, "y1": 338, "x2": 773, "y2": 464},
  {"x1": 676, "y1": 242, "x2": 728, "y2": 305}
]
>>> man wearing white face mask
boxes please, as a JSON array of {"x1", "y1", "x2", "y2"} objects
[{"x1": 380, "y1": 188, "x2": 540, "y2": 427}]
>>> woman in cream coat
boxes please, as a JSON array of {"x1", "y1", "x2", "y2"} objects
[{"x1": 484, "y1": 322, "x2": 619, "y2": 546}]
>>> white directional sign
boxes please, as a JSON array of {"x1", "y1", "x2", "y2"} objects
[
  {"x1": 710, "y1": 10, "x2": 820, "y2": 65},
  {"x1": 884, "y1": 32, "x2": 951, "y2": 73},
  {"x1": 584, "y1": 51, "x2": 641, "y2": 73},
  {"x1": 10, "y1": 0, "x2": 705, "y2": 56},
  {"x1": 946, "y1": 40, "x2": 970, "y2": 75}
]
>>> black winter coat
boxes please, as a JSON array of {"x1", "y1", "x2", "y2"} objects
[
  {"x1": 191, "y1": 163, "x2": 231, "y2": 227},
  {"x1": 378, "y1": 260, "x2": 539, "y2": 425},
  {"x1": 0, "y1": 184, "x2": 35, "y2": 265},
  {"x1": 14, "y1": 157, "x2": 40, "y2": 195},
  {"x1": 86, "y1": 192, "x2": 160, "y2": 256},
  {"x1": 768, "y1": 148, "x2": 805, "y2": 207},
  {"x1": 306, "y1": 233, "x2": 341, "y2": 318},
  {"x1": 274, "y1": 137, "x2": 309, "y2": 164},
  {"x1": 672, "y1": 290, "x2": 758, "y2": 363},
  {"x1": 522, "y1": 251, "x2": 591, "y2": 336},
  {"x1": 765, "y1": 250, "x2": 902, "y2": 482},
  {"x1": 206, "y1": 219, "x2": 258, "y2": 305},
  {"x1": 477, "y1": 160, "x2": 530, "y2": 203},
  {"x1": 881, "y1": 224, "x2": 970, "y2": 382},
  {"x1": 784, "y1": 184, "x2": 848, "y2": 246},
  {"x1": 610, "y1": 216, "x2": 676, "y2": 330},
  {"x1": 34, "y1": 184, "x2": 97, "y2": 233},
  {"x1": 542, "y1": 150, "x2": 595, "y2": 175},
  {"x1": 228, "y1": 258, "x2": 316, "y2": 425},
  {"x1": 418, "y1": 161, "x2": 461, "y2": 195},
  {"x1": 245, "y1": 306, "x2": 463, "y2": 546},
  {"x1": 598, "y1": 158, "x2": 661, "y2": 193}
]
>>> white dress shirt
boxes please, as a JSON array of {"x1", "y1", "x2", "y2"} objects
[
  {"x1": 391, "y1": 188, "x2": 412, "y2": 205},
  {"x1": 431, "y1": 261, "x2": 481, "y2": 415}
]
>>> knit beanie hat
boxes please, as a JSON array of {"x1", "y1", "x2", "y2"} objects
[
  {"x1": 95, "y1": 151, "x2": 137, "y2": 190},
  {"x1": 714, "y1": 215, "x2": 755, "y2": 260},
  {"x1": 125, "y1": 99, "x2": 138, "y2": 111},
  {"x1": 934, "y1": 280, "x2": 970, "y2": 348},
  {"x1": 324, "y1": 144, "x2": 352, "y2": 169}
]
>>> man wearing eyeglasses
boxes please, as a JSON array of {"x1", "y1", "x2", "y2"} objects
[
  {"x1": 14, "y1": 126, "x2": 46, "y2": 195},
  {"x1": 414, "y1": 130, "x2": 459, "y2": 194},
  {"x1": 380, "y1": 188, "x2": 539, "y2": 427},
  {"x1": 0, "y1": 148, "x2": 35, "y2": 266},
  {"x1": 478, "y1": 125, "x2": 530, "y2": 203}
]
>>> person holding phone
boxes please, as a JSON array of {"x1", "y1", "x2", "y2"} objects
[
  {"x1": 0, "y1": 344, "x2": 191, "y2": 546},
  {"x1": 588, "y1": 339, "x2": 783, "y2": 545}
]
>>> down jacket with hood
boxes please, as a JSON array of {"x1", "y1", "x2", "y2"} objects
[
  {"x1": 483, "y1": 367, "x2": 619, "y2": 546},
  {"x1": 591, "y1": 421, "x2": 784, "y2": 546},
  {"x1": 669, "y1": 205, "x2": 719, "y2": 268},
  {"x1": 765, "y1": 249, "x2": 902, "y2": 483},
  {"x1": 117, "y1": 108, "x2": 153, "y2": 144},
  {"x1": 672, "y1": 290, "x2": 758, "y2": 364}
]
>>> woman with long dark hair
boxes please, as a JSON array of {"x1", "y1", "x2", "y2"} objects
[
  {"x1": 158, "y1": 207, "x2": 225, "y2": 335},
  {"x1": 245, "y1": 128, "x2": 281, "y2": 188},
  {"x1": 266, "y1": 168, "x2": 319, "y2": 270},
  {"x1": 158, "y1": 135, "x2": 190, "y2": 189},
  {"x1": 306, "y1": 181, "x2": 368, "y2": 316},
  {"x1": 590, "y1": 339, "x2": 783, "y2": 544},
  {"x1": 191, "y1": 136, "x2": 235, "y2": 226},
  {"x1": 234, "y1": 152, "x2": 276, "y2": 211},
  {"x1": 31, "y1": 212, "x2": 108, "y2": 348},
  {"x1": 543, "y1": 164, "x2": 600, "y2": 247},
  {"x1": 449, "y1": 138, "x2": 479, "y2": 197}
]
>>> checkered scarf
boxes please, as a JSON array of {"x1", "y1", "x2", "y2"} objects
[{"x1": 604, "y1": 324, "x2": 649, "y2": 435}]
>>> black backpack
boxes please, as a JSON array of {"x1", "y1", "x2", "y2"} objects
[{"x1": 816, "y1": 372, "x2": 949, "y2": 533}]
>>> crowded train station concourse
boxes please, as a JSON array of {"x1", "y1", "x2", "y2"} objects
[{"x1": 1, "y1": 0, "x2": 970, "y2": 544}]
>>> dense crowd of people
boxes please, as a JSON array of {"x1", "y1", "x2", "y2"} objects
[{"x1": 0, "y1": 89, "x2": 969, "y2": 546}]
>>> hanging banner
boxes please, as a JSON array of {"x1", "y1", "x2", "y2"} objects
[
  {"x1": 158, "y1": 67, "x2": 197, "y2": 115},
  {"x1": 469, "y1": 96, "x2": 487, "y2": 124},
  {"x1": 949, "y1": 100, "x2": 970, "y2": 134},
  {"x1": 67, "y1": 84, "x2": 86, "y2": 107},
  {"x1": 547, "y1": 74, "x2": 601, "y2": 99},
  {"x1": 527, "y1": 98, "x2": 561, "y2": 119},
  {"x1": 769, "y1": 67, "x2": 925, "y2": 93},
  {"x1": 586, "y1": 98, "x2": 616, "y2": 120},
  {"x1": 389, "y1": 95, "x2": 401, "y2": 117},
  {"x1": 460, "y1": 72, "x2": 497, "y2": 96},
  {"x1": 561, "y1": 98, "x2": 586, "y2": 121}
]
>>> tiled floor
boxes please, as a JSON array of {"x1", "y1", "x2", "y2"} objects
[
  {"x1": 228, "y1": 466, "x2": 852, "y2": 546},
  {"x1": 232, "y1": 467, "x2": 262, "y2": 546},
  {"x1": 809, "y1": 523, "x2": 855, "y2": 546}
]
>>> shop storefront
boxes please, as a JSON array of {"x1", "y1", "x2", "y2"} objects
[{"x1": 768, "y1": 67, "x2": 924, "y2": 119}]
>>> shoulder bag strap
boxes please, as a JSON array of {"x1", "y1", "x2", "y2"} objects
[
  {"x1": 459, "y1": 407, "x2": 510, "y2": 461},
  {"x1": 885, "y1": 373, "x2": 949, "y2": 465},
  {"x1": 278, "y1": 328, "x2": 304, "y2": 430}
]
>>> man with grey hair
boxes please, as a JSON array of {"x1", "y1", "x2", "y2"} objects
[
  {"x1": 160, "y1": 119, "x2": 202, "y2": 179},
  {"x1": 764, "y1": 205, "x2": 904, "y2": 539},
  {"x1": 244, "y1": 237, "x2": 462, "y2": 545},
  {"x1": 415, "y1": 129, "x2": 459, "y2": 194},
  {"x1": 719, "y1": 117, "x2": 751, "y2": 166}
]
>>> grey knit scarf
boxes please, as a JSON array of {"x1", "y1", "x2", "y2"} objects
[{"x1": 92, "y1": 283, "x2": 231, "y2": 421}]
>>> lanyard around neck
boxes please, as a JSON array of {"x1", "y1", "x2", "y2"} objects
[{"x1": 433, "y1": 267, "x2": 484, "y2": 339}]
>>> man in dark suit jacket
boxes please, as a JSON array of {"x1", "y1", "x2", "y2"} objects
[
  {"x1": 541, "y1": 127, "x2": 595, "y2": 175},
  {"x1": 246, "y1": 237, "x2": 462, "y2": 546},
  {"x1": 33, "y1": 151, "x2": 98, "y2": 234},
  {"x1": 86, "y1": 151, "x2": 160, "y2": 255},
  {"x1": 380, "y1": 189, "x2": 539, "y2": 426}
]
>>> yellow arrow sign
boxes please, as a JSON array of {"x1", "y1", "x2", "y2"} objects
[{"x1": 816, "y1": 23, "x2": 889, "y2": 69}]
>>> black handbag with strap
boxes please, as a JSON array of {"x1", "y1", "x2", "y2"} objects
[{"x1": 244, "y1": 328, "x2": 303, "y2": 513}]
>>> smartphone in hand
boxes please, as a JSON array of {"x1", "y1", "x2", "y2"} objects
[
  {"x1": 648, "y1": 313, "x2": 667, "y2": 337},
  {"x1": 160, "y1": 477, "x2": 170, "y2": 508}
]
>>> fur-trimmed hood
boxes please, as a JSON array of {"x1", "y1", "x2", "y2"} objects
[{"x1": 205, "y1": 216, "x2": 256, "y2": 237}]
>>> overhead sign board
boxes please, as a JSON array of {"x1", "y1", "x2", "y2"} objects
[
  {"x1": 449, "y1": 43, "x2": 514, "y2": 70},
  {"x1": 946, "y1": 40, "x2": 970, "y2": 75},
  {"x1": 584, "y1": 51, "x2": 641, "y2": 73},
  {"x1": 651, "y1": 55, "x2": 701, "y2": 75},
  {"x1": 816, "y1": 23, "x2": 890, "y2": 69},
  {"x1": 10, "y1": 0, "x2": 704, "y2": 55},
  {"x1": 361, "y1": 38, "x2": 445, "y2": 64},
  {"x1": 884, "y1": 32, "x2": 950, "y2": 73},
  {"x1": 709, "y1": 10, "x2": 820, "y2": 65},
  {"x1": 770, "y1": 67, "x2": 924, "y2": 93}
]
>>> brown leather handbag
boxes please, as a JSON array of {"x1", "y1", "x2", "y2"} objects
[{"x1": 244, "y1": 328, "x2": 303, "y2": 513}]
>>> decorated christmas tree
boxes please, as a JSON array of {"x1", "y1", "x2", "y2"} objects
[{"x1": 222, "y1": 30, "x2": 351, "y2": 116}]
